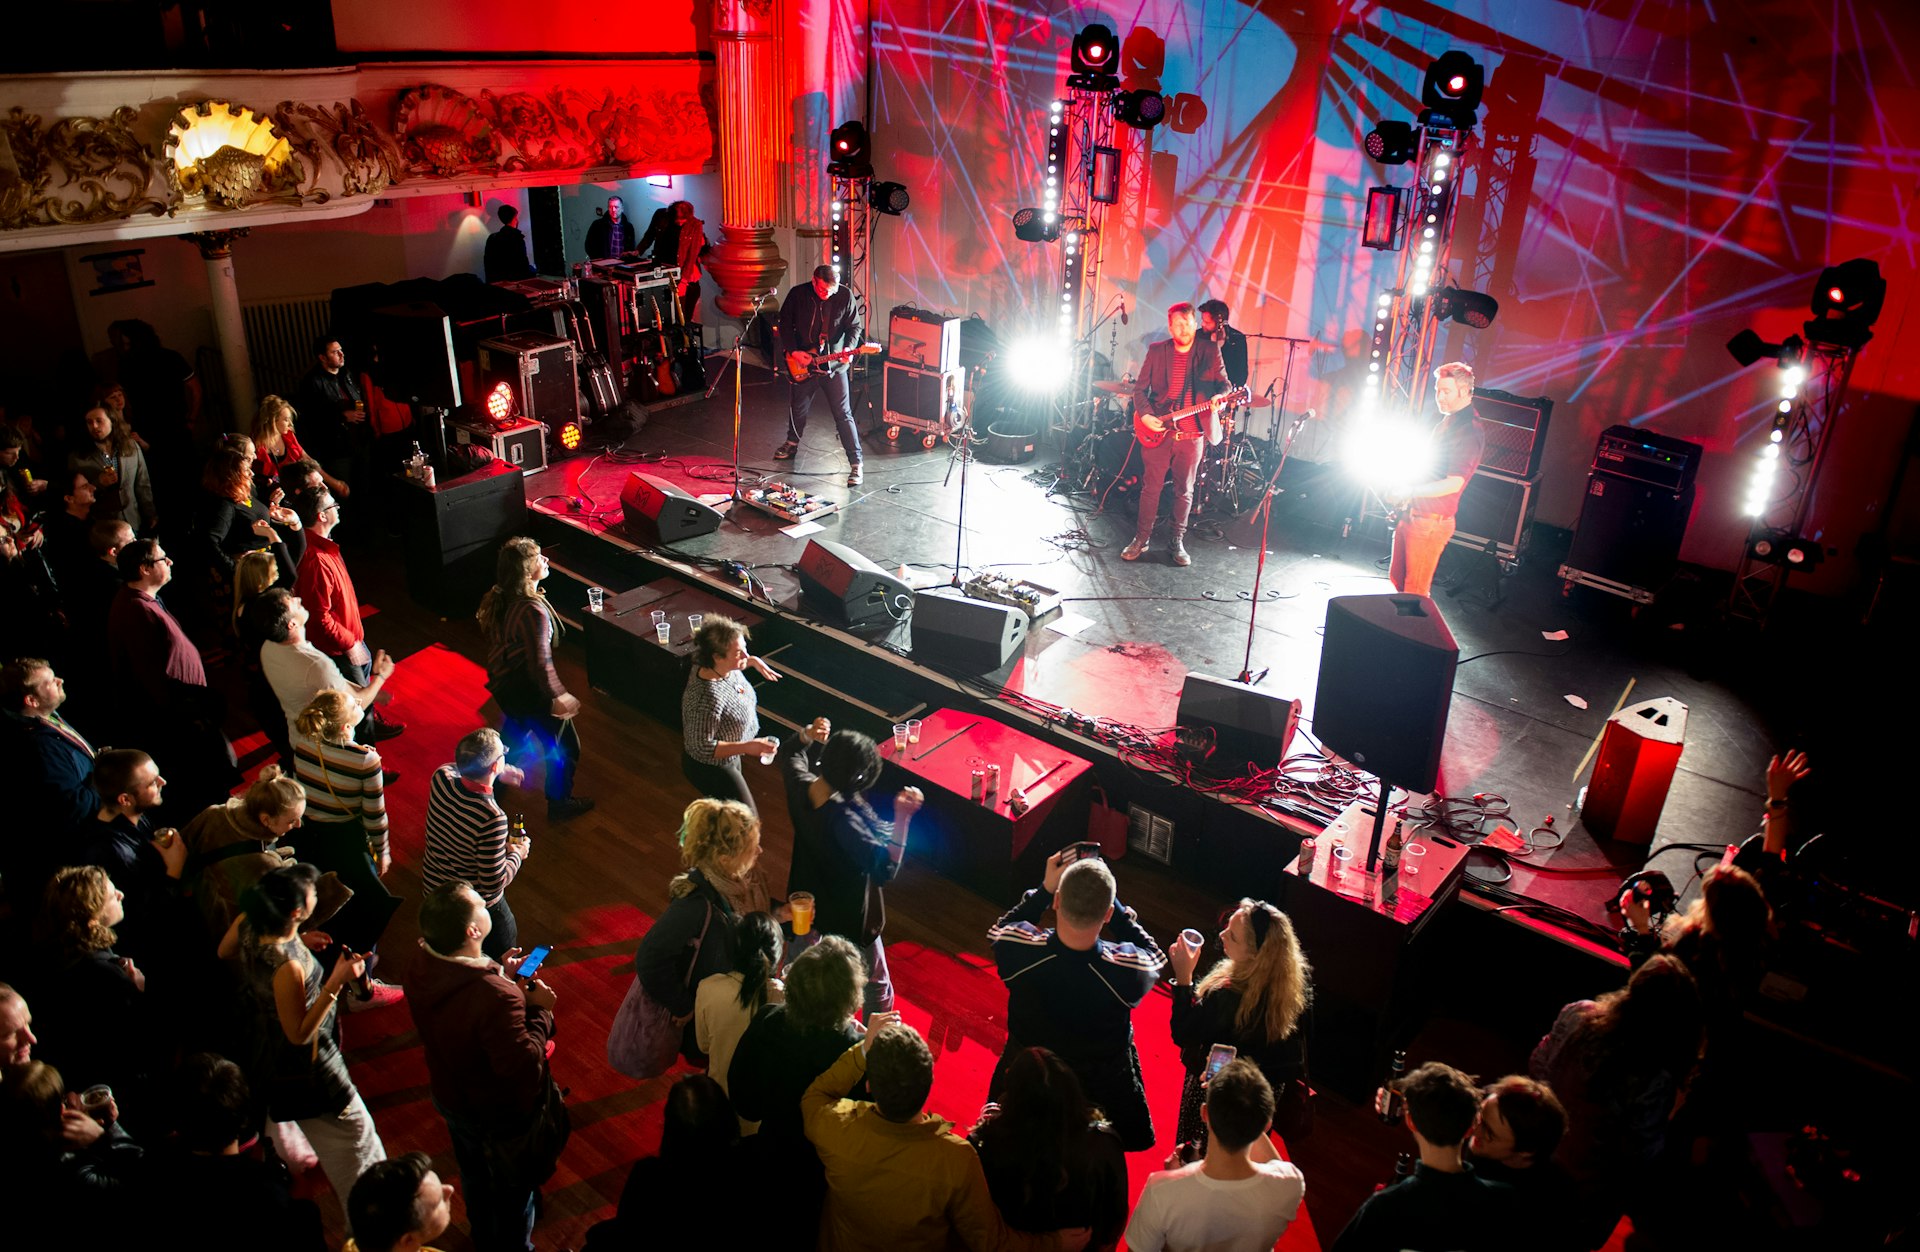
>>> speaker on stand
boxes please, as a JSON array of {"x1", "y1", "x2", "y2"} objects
[{"x1": 1312, "y1": 594, "x2": 1459, "y2": 796}]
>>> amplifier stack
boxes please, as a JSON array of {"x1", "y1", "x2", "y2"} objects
[{"x1": 1559, "y1": 425, "x2": 1703, "y2": 604}]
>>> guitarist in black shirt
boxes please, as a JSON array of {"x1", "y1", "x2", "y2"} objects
[
  {"x1": 1123, "y1": 303, "x2": 1232, "y2": 567},
  {"x1": 774, "y1": 265, "x2": 867, "y2": 487}
]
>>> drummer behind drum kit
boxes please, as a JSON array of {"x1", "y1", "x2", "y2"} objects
[{"x1": 1066, "y1": 378, "x2": 1281, "y2": 519}]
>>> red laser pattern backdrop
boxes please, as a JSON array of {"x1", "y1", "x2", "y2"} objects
[{"x1": 862, "y1": 0, "x2": 1919, "y2": 584}]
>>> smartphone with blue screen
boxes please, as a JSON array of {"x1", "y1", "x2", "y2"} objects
[{"x1": 516, "y1": 945, "x2": 552, "y2": 980}]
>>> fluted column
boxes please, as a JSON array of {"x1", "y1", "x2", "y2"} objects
[
  {"x1": 182, "y1": 228, "x2": 255, "y2": 428},
  {"x1": 707, "y1": 0, "x2": 790, "y2": 318}
]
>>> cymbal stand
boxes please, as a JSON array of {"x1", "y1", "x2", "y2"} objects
[{"x1": 706, "y1": 290, "x2": 772, "y2": 504}]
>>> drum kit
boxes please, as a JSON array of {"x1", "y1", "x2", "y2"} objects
[{"x1": 1064, "y1": 378, "x2": 1279, "y2": 519}]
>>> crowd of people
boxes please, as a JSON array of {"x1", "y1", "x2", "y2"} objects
[{"x1": 0, "y1": 337, "x2": 1815, "y2": 1249}]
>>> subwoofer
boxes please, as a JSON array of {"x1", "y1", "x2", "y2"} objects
[
  {"x1": 619, "y1": 472, "x2": 722, "y2": 544},
  {"x1": 1313, "y1": 595, "x2": 1458, "y2": 792},
  {"x1": 797, "y1": 537, "x2": 915, "y2": 630},
  {"x1": 911, "y1": 591, "x2": 1027, "y2": 671},
  {"x1": 1176, "y1": 673, "x2": 1302, "y2": 772}
]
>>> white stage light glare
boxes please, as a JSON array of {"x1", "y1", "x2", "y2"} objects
[
  {"x1": 1004, "y1": 335, "x2": 1073, "y2": 393},
  {"x1": 1342, "y1": 414, "x2": 1436, "y2": 497}
]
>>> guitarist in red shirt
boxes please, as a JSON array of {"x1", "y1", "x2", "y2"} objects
[{"x1": 1123, "y1": 303, "x2": 1234, "y2": 567}]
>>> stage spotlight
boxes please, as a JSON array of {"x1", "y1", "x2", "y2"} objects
[
  {"x1": 1341, "y1": 414, "x2": 1436, "y2": 498},
  {"x1": 869, "y1": 181, "x2": 910, "y2": 215},
  {"x1": 1069, "y1": 23, "x2": 1121, "y2": 91},
  {"x1": 1421, "y1": 51, "x2": 1484, "y2": 127},
  {"x1": 828, "y1": 120, "x2": 872, "y2": 177},
  {"x1": 1003, "y1": 334, "x2": 1073, "y2": 392},
  {"x1": 1746, "y1": 530, "x2": 1823, "y2": 567},
  {"x1": 1168, "y1": 93, "x2": 1208, "y2": 134},
  {"x1": 1804, "y1": 258, "x2": 1885, "y2": 349},
  {"x1": 1012, "y1": 207, "x2": 1060, "y2": 243},
  {"x1": 1114, "y1": 88, "x2": 1166, "y2": 130},
  {"x1": 555, "y1": 420, "x2": 583, "y2": 452},
  {"x1": 1363, "y1": 187, "x2": 1409, "y2": 251},
  {"x1": 1727, "y1": 329, "x2": 1808, "y2": 370},
  {"x1": 485, "y1": 381, "x2": 514, "y2": 422},
  {"x1": 1428, "y1": 285, "x2": 1499, "y2": 329},
  {"x1": 1364, "y1": 120, "x2": 1419, "y2": 164}
]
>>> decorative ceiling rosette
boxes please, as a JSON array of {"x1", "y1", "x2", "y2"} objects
[
  {"x1": 394, "y1": 84, "x2": 500, "y2": 178},
  {"x1": 164, "y1": 100, "x2": 303, "y2": 209},
  {"x1": 482, "y1": 89, "x2": 590, "y2": 171},
  {"x1": 1, "y1": 106, "x2": 176, "y2": 231},
  {"x1": 274, "y1": 98, "x2": 406, "y2": 199}
]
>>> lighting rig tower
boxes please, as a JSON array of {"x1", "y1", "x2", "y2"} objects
[
  {"x1": 1357, "y1": 52, "x2": 1495, "y2": 422},
  {"x1": 1723, "y1": 260, "x2": 1885, "y2": 628},
  {"x1": 825, "y1": 120, "x2": 910, "y2": 364}
]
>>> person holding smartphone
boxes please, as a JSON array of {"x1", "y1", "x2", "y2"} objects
[{"x1": 1165, "y1": 899, "x2": 1313, "y2": 1154}]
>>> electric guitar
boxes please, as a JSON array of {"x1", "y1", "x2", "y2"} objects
[
  {"x1": 1133, "y1": 385, "x2": 1252, "y2": 449},
  {"x1": 785, "y1": 342, "x2": 883, "y2": 382},
  {"x1": 647, "y1": 295, "x2": 679, "y2": 397}
]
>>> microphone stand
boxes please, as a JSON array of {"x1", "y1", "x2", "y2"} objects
[
  {"x1": 708, "y1": 290, "x2": 772, "y2": 505},
  {"x1": 1235, "y1": 338, "x2": 1307, "y2": 686},
  {"x1": 941, "y1": 364, "x2": 984, "y2": 586}
]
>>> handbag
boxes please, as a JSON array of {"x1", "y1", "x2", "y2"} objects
[{"x1": 607, "y1": 899, "x2": 713, "y2": 1080}]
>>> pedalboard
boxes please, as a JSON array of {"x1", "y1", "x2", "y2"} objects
[
  {"x1": 963, "y1": 573, "x2": 1063, "y2": 623},
  {"x1": 740, "y1": 482, "x2": 844, "y2": 527}
]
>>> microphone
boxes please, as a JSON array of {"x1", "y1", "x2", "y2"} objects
[{"x1": 1120, "y1": 299, "x2": 1129, "y2": 325}]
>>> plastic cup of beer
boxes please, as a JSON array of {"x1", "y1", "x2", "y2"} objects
[
  {"x1": 80, "y1": 1084, "x2": 113, "y2": 1126},
  {"x1": 906, "y1": 718, "x2": 923, "y2": 745},
  {"x1": 1179, "y1": 927, "x2": 1204, "y2": 950},
  {"x1": 688, "y1": 613, "x2": 705, "y2": 636},
  {"x1": 1330, "y1": 845, "x2": 1354, "y2": 877},
  {"x1": 587, "y1": 586, "x2": 606, "y2": 613},
  {"x1": 789, "y1": 891, "x2": 815, "y2": 936},
  {"x1": 893, "y1": 723, "x2": 910, "y2": 753},
  {"x1": 651, "y1": 609, "x2": 669, "y2": 644},
  {"x1": 1403, "y1": 841, "x2": 1428, "y2": 878}
]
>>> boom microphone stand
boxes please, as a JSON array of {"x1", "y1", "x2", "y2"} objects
[
  {"x1": 707, "y1": 290, "x2": 773, "y2": 504},
  {"x1": 1235, "y1": 338, "x2": 1307, "y2": 686},
  {"x1": 941, "y1": 365, "x2": 985, "y2": 586}
]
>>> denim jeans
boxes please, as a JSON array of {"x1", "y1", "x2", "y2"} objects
[
  {"x1": 482, "y1": 896, "x2": 519, "y2": 961},
  {"x1": 502, "y1": 709, "x2": 580, "y2": 801},
  {"x1": 443, "y1": 1109, "x2": 537, "y2": 1252}
]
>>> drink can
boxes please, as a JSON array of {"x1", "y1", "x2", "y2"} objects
[
  {"x1": 970, "y1": 767, "x2": 985, "y2": 802},
  {"x1": 985, "y1": 763, "x2": 1000, "y2": 801},
  {"x1": 1298, "y1": 838, "x2": 1316, "y2": 871}
]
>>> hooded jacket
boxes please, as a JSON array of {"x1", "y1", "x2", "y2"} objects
[{"x1": 403, "y1": 941, "x2": 556, "y2": 1128}]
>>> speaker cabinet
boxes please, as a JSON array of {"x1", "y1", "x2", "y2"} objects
[
  {"x1": 476, "y1": 331, "x2": 579, "y2": 434},
  {"x1": 884, "y1": 362, "x2": 958, "y2": 426},
  {"x1": 912, "y1": 591, "x2": 1027, "y2": 671},
  {"x1": 619, "y1": 473, "x2": 722, "y2": 544},
  {"x1": 1583, "y1": 697, "x2": 1688, "y2": 845},
  {"x1": 401, "y1": 461, "x2": 527, "y2": 615},
  {"x1": 1452, "y1": 467, "x2": 1538, "y2": 561},
  {"x1": 368, "y1": 302, "x2": 462, "y2": 409},
  {"x1": 797, "y1": 538, "x2": 915, "y2": 630},
  {"x1": 1177, "y1": 673, "x2": 1302, "y2": 772},
  {"x1": 1313, "y1": 595, "x2": 1458, "y2": 793},
  {"x1": 1563, "y1": 472, "x2": 1695, "y2": 593},
  {"x1": 1469, "y1": 389, "x2": 1554, "y2": 479}
]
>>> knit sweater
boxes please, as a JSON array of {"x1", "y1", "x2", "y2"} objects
[
  {"x1": 422, "y1": 765, "x2": 523, "y2": 905},
  {"x1": 292, "y1": 731, "x2": 388, "y2": 859}
]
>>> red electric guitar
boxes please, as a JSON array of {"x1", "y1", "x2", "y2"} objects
[
  {"x1": 785, "y1": 342, "x2": 883, "y2": 381},
  {"x1": 1133, "y1": 385, "x2": 1252, "y2": 449}
]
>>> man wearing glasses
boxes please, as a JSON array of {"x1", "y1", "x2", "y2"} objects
[
  {"x1": 294, "y1": 491, "x2": 404, "y2": 742},
  {"x1": 106, "y1": 538, "x2": 236, "y2": 818}
]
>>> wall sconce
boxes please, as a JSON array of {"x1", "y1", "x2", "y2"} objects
[{"x1": 165, "y1": 101, "x2": 298, "y2": 209}]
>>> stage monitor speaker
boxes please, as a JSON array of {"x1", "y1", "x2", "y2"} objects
[
  {"x1": 1177, "y1": 673, "x2": 1302, "y2": 772},
  {"x1": 1583, "y1": 696, "x2": 1688, "y2": 845},
  {"x1": 619, "y1": 472, "x2": 722, "y2": 544},
  {"x1": 912, "y1": 591, "x2": 1026, "y2": 671},
  {"x1": 1470, "y1": 388, "x2": 1554, "y2": 479},
  {"x1": 369, "y1": 302, "x2": 462, "y2": 409},
  {"x1": 1313, "y1": 595, "x2": 1458, "y2": 793},
  {"x1": 797, "y1": 537, "x2": 914, "y2": 630},
  {"x1": 1564, "y1": 473, "x2": 1695, "y2": 591}
]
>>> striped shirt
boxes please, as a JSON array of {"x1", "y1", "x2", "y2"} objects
[
  {"x1": 422, "y1": 764, "x2": 523, "y2": 905},
  {"x1": 292, "y1": 730, "x2": 389, "y2": 859},
  {"x1": 682, "y1": 671, "x2": 759, "y2": 765}
]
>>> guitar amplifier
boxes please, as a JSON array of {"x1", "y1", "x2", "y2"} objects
[
  {"x1": 884, "y1": 361, "x2": 960, "y2": 432},
  {"x1": 1470, "y1": 389, "x2": 1553, "y2": 479},
  {"x1": 1592, "y1": 425, "x2": 1701, "y2": 493},
  {"x1": 888, "y1": 306, "x2": 963, "y2": 373}
]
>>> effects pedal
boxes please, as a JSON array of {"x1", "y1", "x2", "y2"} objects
[
  {"x1": 963, "y1": 573, "x2": 1063, "y2": 623},
  {"x1": 740, "y1": 482, "x2": 844, "y2": 527}
]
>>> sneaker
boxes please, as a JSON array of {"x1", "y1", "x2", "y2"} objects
[
  {"x1": 847, "y1": 466, "x2": 864, "y2": 486},
  {"x1": 548, "y1": 796, "x2": 596, "y2": 820},
  {"x1": 1121, "y1": 537, "x2": 1148, "y2": 561},
  {"x1": 346, "y1": 978, "x2": 405, "y2": 1012},
  {"x1": 772, "y1": 441, "x2": 798, "y2": 460},
  {"x1": 1171, "y1": 538, "x2": 1192, "y2": 567},
  {"x1": 367, "y1": 716, "x2": 407, "y2": 743}
]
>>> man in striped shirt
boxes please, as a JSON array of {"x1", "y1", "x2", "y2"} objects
[{"x1": 423, "y1": 728, "x2": 532, "y2": 959}]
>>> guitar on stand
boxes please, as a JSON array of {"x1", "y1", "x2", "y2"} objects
[
  {"x1": 784, "y1": 342, "x2": 883, "y2": 382},
  {"x1": 1133, "y1": 385, "x2": 1252, "y2": 449},
  {"x1": 645, "y1": 295, "x2": 679, "y2": 399}
]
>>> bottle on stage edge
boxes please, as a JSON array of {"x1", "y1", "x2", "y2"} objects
[
  {"x1": 1383, "y1": 819, "x2": 1404, "y2": 872},
  {"x1": 1376, "y1": 1049, "x2": 1407, "y2": 1123}
]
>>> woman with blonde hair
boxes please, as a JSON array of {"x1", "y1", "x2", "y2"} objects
[
  {"x1": 182, "y1": 764, "x2": 349, "y2": 942},
  {"x1": 250, "y1": 395, "x2": 348, "y2": 500},
  {"x1": 479, "y1": 535, "x2": 591, "y2": 818},
  {"x1": 290, "y1": 690, "x2": 400, "y2": 1003},
  {"x1": 680, "y1": 613, "x2": 781, "y2": 812},
  {"x1": 633, "y1": 797, "x2": 774, "y2": 1063},
  {"x1": 1165, "y1": 898, "x2": 1313, "y2": 1150},
  {"x1": 33, "y1": 867, "x2": 152, "y2": 1111}
]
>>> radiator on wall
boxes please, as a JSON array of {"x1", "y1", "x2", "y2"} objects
[{"x1": 242, "y1": 297, "x2": 332, "y2": 414}]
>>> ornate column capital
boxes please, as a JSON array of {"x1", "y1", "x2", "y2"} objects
[{"x1": 181, "y1": 228, "x2": 252, "y2": 259}]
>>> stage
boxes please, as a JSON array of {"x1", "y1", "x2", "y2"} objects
[{"x1": 500, "y1": 363, "x2": 1781, "y2": 955}]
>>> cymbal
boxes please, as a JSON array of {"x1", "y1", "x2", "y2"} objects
[
  {"x1": 1238, "y1": 394, "x2": 1275, "y2": 408},
  {"x1": 1092, "y1": 379, "x2": 1142, "y2": 396}
]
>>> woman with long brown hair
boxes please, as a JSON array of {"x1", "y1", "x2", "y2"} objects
[
  {"x1": 1165, "y1": 898, "x2": 1313, "y2": 1151},
  {"x1": 196, "y1": 443, "x2": 298, "y2": 586},
  {"x1": 67, "y1": 404, "x2": 155, "y2": 532},
  {"x1": 478, "y1": 535, "x2": 592, "y2": 818}
]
